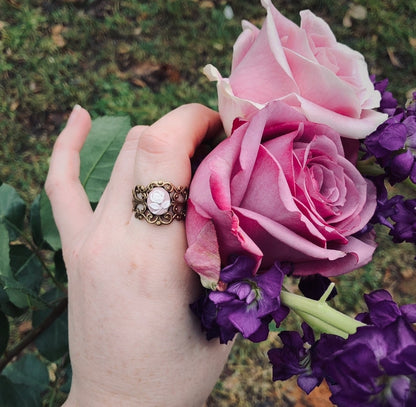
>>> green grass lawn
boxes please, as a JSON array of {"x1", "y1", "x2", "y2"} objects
[
  {"x1": 1, "y1": 0, "x2": 415, "y2": 201},
  {"x1": 0, "y1": 0, "x2": 415, "y2": 405}
]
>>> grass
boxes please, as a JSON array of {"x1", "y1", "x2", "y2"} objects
[
  {"x1": 0, "y1": 0, "x2": 415, "y2": 405},
  {"x1": 1, "y1": 0, "x2": 415, "y2": 201}
]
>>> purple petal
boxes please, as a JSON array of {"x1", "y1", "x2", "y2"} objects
[
  {"x1": 378, "y1": 123, "x2": 407, "y2": 150},
  {"x1": 221, "y1": 255, "x2": 256, "y2": 282},
  {"x1": 229, "y1": 308, "x2": 262, "y2": 338},
  {"x1": 400, "y1": 304, "x2": 416, "y2": 323}
]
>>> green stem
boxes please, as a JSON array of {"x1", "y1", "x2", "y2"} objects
[
  {"x1": 0, "y1": 297, "x2": 68, "y2": 373},
  {"x1": 280, "y1": 287, "x2": 365, "y2": 339},
  {"x1": 404, "y1": 177, "x2": 416, "y2": 192}
]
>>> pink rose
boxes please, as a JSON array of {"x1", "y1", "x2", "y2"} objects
[
  {"x1": 204, "y1": 0, "x2": 387, "y2": 139},
  {"x1": 185, "y1": 101, "x2": 377, "y2": 288}
]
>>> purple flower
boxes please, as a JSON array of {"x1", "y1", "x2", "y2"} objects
[
  {"x1": 371, "y1": 76, "x2": 398, "y2": 116},
  {"x1": 369, "y1": 175, "x2": 416, "y2": 245},
  {"x1": 191, "y1": 256, "x2": 290, "y2": 344},
  {"x1": 268, "y1": 323, "x2": 324, "y2": 393},
  {"x1": 364, "y1": 83, "x2": 416, "y2": 185},
  {"x1": 357, "y1": 289, "x2": 416, "y2": 326},
  {"x1": 315, "y1": 290, "x2": 416, "y2": 406},
  {"x1": 388, "y1": 198, "x2": 416, "y2": 244},
  {"x1": 190, "y1": 289, "x2": 222, "y2": 341},
  {"x1": 269, "y1": 290, "x2": 416, "y2": 406}
]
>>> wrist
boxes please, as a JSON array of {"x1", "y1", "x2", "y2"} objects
[
  {"x1": 62, "y1": 375, "x2": 211, "y2": 407},
  {"x1": 62, "y1": 387, "x2": 142, "y2": 407}
]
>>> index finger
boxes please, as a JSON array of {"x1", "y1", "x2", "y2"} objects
[{"x1": 45, "y1": 106, "x2": 93, "y2": 246}]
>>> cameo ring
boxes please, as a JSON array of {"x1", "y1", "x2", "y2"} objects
[{"x1": 132, "y1": 181, "x2": 189, "y2": 225}]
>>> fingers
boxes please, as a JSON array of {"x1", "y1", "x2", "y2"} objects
[
  {"x1": 134, "y1": 103, "x2": 221, "y2": 186},
  {"x1": 97, "y1": 104, "x2": 221, "y2": 224},
  {"x1": 127, "y1": 104, "x2": 221, "y2": 281},
  {"x1": 45, "y1": 105, "x2": 93, "y2": 245},
  {"x1": 95, "y1": 126, "x2": 148, "y2": 221}
]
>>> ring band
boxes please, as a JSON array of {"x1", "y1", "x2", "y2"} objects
[{"x1": 132, "y1": 181, "x2": 188, "y2": 225}]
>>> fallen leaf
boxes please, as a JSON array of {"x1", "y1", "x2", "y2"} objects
[
  {"x1": 387, "y1": 47, "x2": 403, "y2": 67},
  {"x1": 120, "y1": 62, "x2": 181, "y2": 90},
  {"x1": 199, "y1": 1, "x2": 214, "y2": 8},
  {"x1": 409, "y1": 37, "x2": 416, "y2": 50},
  {"x1": 48, "y1": 363, "x2": 57, "y2": 382},
  {"x1": 348, "y1": 4, "x2": 367, "y2": 20},
  {"x1": 285, "y1": 377, "x2": 333, "y2": 407},
  {"x1": 400, "y1": 268, "x2": 413, "y2": 280},
  {"x1": 343, "y1": 3, "x2": 367, "y2": 27},
  {"x1": 10, "y1": 101, "x2": 19, "y2": 111},
  {"x1": 406, "y1": 88, "x2": 416, "y2": 100},
  {"x1": 18, "y1": 320, "x2": 32, "y2": 335},
  {"x1": 5, "y1": 0, "x2": 20, "y2": 8},
  {"x1": 51, "y1": 24, "x2": 66, "y2": 47}
]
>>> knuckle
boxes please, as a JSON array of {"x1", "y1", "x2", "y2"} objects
[
  {"x1": 44, "y1": 175, "x2": 61, "y2": 199},
  {"x1": 138, "y1": 127, "x2": 173, "y2": 156},
  {"x1": 126, "y1": 125, "x2": 148, "y2": 142},
  {"x1": 122, "y1": 125, "x2": 148, "y2": 152}
]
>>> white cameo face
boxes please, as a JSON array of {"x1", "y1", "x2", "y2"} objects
[{"x1": 147, "y1": 187, "x2": 171, "y2": 215}]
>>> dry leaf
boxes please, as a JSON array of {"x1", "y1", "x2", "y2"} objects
[
  {"x1": 199, "y1": 1, "x2": 214, "y2": 8},
  {"x1": 10, "y1": 101, "x2": 19, "y2": 111},
  {"x1": 48, "y1": 363, "x2": 57, "y2": 382},
  {"x1": 343, "y1": 3, "x2": 367, "y2": 27},
  {"x1": 406, "y1": 88, "x2": 416, "y2": 100},
  {"x1": 387, "y1": 47, "x2": 403, "y2": 67},
  {"x1": 18, "y1": 320, "x2": 32, "y2": 335},
  {"x1": 400, "y1": 268, "x2": 413, "y2": 280},
  {"x1": 51, "y1": 24, "x2": 66, "y2": 47},
  {"x1": 348, "y1": 4, "x2": 367, "y2": 20},
  {"x1": 121, "y1": 62, "x2": 181, "y2": 89},
  {"x1": 409, "y1": 37, "x2": 416, "y2": 50}
]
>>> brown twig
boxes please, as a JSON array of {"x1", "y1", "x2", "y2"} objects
[{"x1": 0, "y1": 297, "x2": 68, "y2": 372}]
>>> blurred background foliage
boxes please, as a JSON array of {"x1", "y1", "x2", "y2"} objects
[{"x1": 0, "y1": 0, "x2": 415, "y2": 405}]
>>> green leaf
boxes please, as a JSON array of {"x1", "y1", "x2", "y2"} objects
[
  {"x1": 10, "y1": 245, "x2": 43, "y2": 295},
  {"x1": 3, "y1": 353, "x2": 49, "y2": 397},
  {"x1": 39, "y1": 189, "x2": 61, "y2": 251},
  {"x1": 0, "y1": 223, "x2": 46, "y2": 309},
  {"x1": 0, "y1": 376, "x2": 41, "y2": 407},
  {"x1": 0, "y1": 223, "x2": 11, "y2": 282},
  {"x1": 80, "y1": 115, "x2": 131, "y2": 202},
  {"x1": 0, "y1": 288, "x2": 24, "y2": 317},
  {"x1": 0, "y1": 184, "x2": 26, "y2": 241},
  {"x1": 0, "y1": 310, "x2": 9, "y2": 355},
  {"x1": 34, "y1": 309, "x2": 68, "y2": 361},
  {"x1": 29, "y1": 194, "x2": 43, "y2": 247},
  {"x1": 33, "y1": 289, "x2": 68, "y2": 361},
  {"x1": 1, "y1": 278, "x2": 48, "y2": 309},
  {"x1": 53, "y1": 250, "x2": 67, "y2": 284},
  {"x1": 39, "y1": 116, "x2": 131, "y2": 251}
]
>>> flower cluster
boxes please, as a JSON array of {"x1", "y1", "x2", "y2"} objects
[
  {"x1": 365, "y1": 80, "x2": 416, "y2": 185},
  {"x1": 186, "y1": 1, "x2": 416, "y2": 405},
  {"x1": 191, "y1": 257, "x2": 290, "y2": 344},
  {"x1": 268, "y1": 291, "x2": 416, "y2": 406},
  {"x1": 362, "y1": 78, "x2": 416, "y2": 246}
]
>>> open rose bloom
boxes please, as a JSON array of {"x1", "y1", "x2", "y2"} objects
[
  {"x1": 185, "y1": 102, "x2": 377, "y2": 288},
  {"x1": 204, "y1": 0, "x2": 387, "y2": 138}
]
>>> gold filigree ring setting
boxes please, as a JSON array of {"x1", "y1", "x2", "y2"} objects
[{"x1": 132, "y1": 181, "x2": 188, "y2": 225}]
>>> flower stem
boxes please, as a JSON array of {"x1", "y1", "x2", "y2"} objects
[{"x1": 280, "y1": 288, "x2": 365, "y2": 339}]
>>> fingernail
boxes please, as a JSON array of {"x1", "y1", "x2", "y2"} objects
[{"x1": 67, "y1": 104, "x2": 82, "y2": 126}]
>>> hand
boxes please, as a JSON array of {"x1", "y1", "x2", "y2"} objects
[{"x1": 45, "y1": 104, "x2": 232, "y2": 407}]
